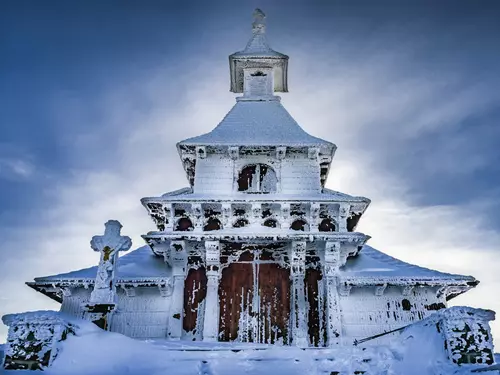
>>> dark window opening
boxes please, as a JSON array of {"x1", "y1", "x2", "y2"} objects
[
  {"x1": 263, "y1": 218, "x2": 278, "y2": 228},
  {"x1": 318, "y1": 218, "x2": 336, "y2": 232},
  {"x1": 204, "y1": 217, "x2": 222, "y2": 231},
  {"x1": 251, "y1": 71, "x2": 267, "y2": 76},
  {"x1": 237, "y1": 164, "x2": 277, "y2": 193},
  {"x1": 347, "y1": 213, "x2": 362, "y2": 232},
  {"x1": 233, "y1": 218, "x2": 249, "y2": 228},
  {"x1": 290, "y1": 219, "x2": 308, "y2": 231},
  {"x1": 175, "y1": 218, "x2": 194, "y2": 231},
  {"x1": 402, "y1": 299, "x2": 412, "y2": 311}
]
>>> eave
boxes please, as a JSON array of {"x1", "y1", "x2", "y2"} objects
[
  {"x1": 26, "y1": 276, "x2": 173, "y2": 303},
  {"x1": 143, "y1": 231, "x2": 370, "y2": 244}
]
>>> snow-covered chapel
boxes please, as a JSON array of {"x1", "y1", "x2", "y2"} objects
[{"x1": 26, "y1": 9, "x2": 479, "y2": 348}]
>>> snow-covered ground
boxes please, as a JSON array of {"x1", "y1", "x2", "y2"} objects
[{"x1": 1, "y1": 316, "x2": 495, "y2": 375}]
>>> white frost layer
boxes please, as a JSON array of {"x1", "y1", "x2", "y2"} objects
[
  {"x1": 0, "y1": 318, "x2": 487, "y2": 375},
  {"x1": 178, "y1": 100, "x2": 334, "y2": 148},
  {"x1": 34, "y1": 246, "x2": 170, "y2": 282},
  {"x1": 33, "y1": 243, "x2": 473, "y2": 287}
]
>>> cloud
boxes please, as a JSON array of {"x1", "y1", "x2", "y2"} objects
[
  {"x1": 1, "y1": 30, "x2": 499, "y2": 348},
  {"x1": 0, "y1": 157, "x2": 35, "y2": 180}
]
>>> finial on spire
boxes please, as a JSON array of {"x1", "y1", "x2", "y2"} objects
[{"x1": 252, "y1": 8, "x2": 266, "y2": 34}]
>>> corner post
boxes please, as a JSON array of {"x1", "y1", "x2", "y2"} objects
[
  {"x1": 291, "y1": 240, "x2": 308, "y2": 347},
  {"x1": 168, "y1": 240, "x2": 187, "y2": 339},
  {"x1": 203, "y1": 240, "x2": 221, "y2": 341},
  {"x1": 324, "y1": 241, "x2": 342, "y2": 346}
]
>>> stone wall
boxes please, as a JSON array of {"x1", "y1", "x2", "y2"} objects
[{"x1": 1, "y1": 311, "x2": 79, "y2": 370}]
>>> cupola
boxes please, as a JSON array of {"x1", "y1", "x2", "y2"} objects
[{"x1": 229, "y1": 9, "x2": 289, "y2": 95}]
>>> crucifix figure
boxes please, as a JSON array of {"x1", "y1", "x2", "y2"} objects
[{"x1": 85, "y1": 220, "x2": 132, "y2": 329}]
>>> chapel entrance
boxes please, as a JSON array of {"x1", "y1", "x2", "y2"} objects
[{"x1": 218, "y1": 248, "x2": 290, "y2": 344}]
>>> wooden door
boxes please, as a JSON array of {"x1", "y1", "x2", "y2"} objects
[
  {"x1": 218, "y1": 262, "x2": 254, "y2": 341},
  {"x1": 258, "y1": 263, "x2": 290, "y2": 344},
  {"x1": 218, "y1": 255, "x2": 290, "y2": 344},
  {"x1": 305, "y1": 267, "x2": 325, "y2": 346},
  {"x1": 183, "y1": 267, "x2": 207, "y2": 339}
]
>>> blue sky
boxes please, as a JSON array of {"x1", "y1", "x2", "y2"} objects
[{"x1": 1, "y1": 0, "x2": 500, "y2": 342}]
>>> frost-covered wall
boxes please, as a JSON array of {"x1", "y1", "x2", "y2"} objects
[
  {"x1": 60, "y1": 287, "x2": 172, "y2": 339},
  {"x1": 192, "y1": 149, "x2": 322, "y2": 195},
  {"x1": 60, "y1": 288, "x2": 90, "y2": 318},
  {"x1": 194, "y1": 154, "x2": 233, "y2": 194},
  {"x1": 280, "y1": 155, "x2": 321, "y2": 194},
  {"x1": 113, "y1": 287, "x2": 172, "y2": 338},
  {"x1": 340, "y1": 286, "x2": 445, "y2": 345}
]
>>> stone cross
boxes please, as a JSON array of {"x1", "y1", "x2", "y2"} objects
[{"x1": 88, "y1": 220, "x2": 132, "y2": 306}]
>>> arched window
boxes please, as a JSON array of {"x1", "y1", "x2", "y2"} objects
[
  {"x1": 175, "y1": 217, "x2": 194, "y2": 231},
  {"x1": 204, "y1": 217, "x2": 222, "y2": 231},
  {"x1": 237, "y1": 164, "x2": 277, "y2": 193},
  {"x1": 319, "y1": 218, "x2": 336, "y2": 232},
  {"x1": 233, "y1": 218, "x2": 249, "y2": 228},
  {"x1": 263, "y1": 218, "x2": 278, "y2": 228},
  {"x1": 290, "y1": 219, "x2": 309, "y2": 231}
]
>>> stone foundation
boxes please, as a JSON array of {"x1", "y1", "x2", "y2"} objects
[{"x1": 1, "y1": 311, "x2": 78, "y2": 370}]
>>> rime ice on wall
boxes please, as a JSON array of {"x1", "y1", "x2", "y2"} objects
[{"x1": 439, "y1": 307, "x2": 495, "y2": 365}]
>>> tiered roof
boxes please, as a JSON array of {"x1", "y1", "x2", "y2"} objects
[
  {"x1": 28, "y1": 245, "x2": 476, "y2": 302},
  {"x1": 178, "y1": 100, "x2": 334, "y2": 149}
]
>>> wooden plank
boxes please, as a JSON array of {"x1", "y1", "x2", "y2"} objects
[
  {"x1": 219, "y1": 261, "x2": 254, "y2": 342},
  {"x1": 183, "y1": 267, "x2": 207, "y2": 337},
  {"x1": 258, "y1": 263, "x2": 290, "y2": 344}
]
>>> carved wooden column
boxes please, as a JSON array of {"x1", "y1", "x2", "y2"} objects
[
  {"x1": 281, "y1": 203, "x2": 291, "y2": 230},
  {"x1": 310, "y1": 202, "x2": 320, "y2": 232},
  {"x1": 229, "y1": 146, "x2": 239, "y2": 192},
  {"x1": 203, "y1": 240, "x2": 221, "y2": 341},
  {"x1": 338, "y1": 203, "x2": 349, "y2": 232},
  {"x1": 251, "y1": 203, "x2": 261, "y2": 225},
  {"x1": 291, "y1": 241, "x2": 307, "y2": 346},
  {"x1": 324, "y1": 241, "x2": 342, "y2": 346},
  {"x1": 192, "y1": 203, "x2": 203, "y2": 232},
  {"x1": 168, "y1": 240, "x2": 187, "y2": 339}
]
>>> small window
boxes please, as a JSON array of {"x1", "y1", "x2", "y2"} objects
[
  {"x1": 251, "y1": 71, "x2": 267, "y2": 77},
  {"x1": 204, "y1": 217, "x2": 222, "y2": 231},
  {"x1": 263, "y1": 218, "x2": 278, "y2": 228},
  {"x1": 319, "y1": 218, "x2": 336, "y2": 232},
  {"x1": 233, "y1": 218, "x2": 249, "y2": 228},
  {"x1": 290, "y1": 219, "x2": 308, "y2": 231},
  {"x1": 237, "y1": 164, "x2": 277, "y2": 193},
  {"x1": 175, "y1": 218, "x2": 193, "y2": 231}
]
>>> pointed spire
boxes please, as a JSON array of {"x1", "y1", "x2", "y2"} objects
[
  {"x1": 243, "y1": 8, "x2": 272, "y2": 54},
  {"x1": 252, "y1": 8, "x2": 266, "y2": 34},
  {"x1": 229, "y1": 9, "x2": 289, "y2": 94}
]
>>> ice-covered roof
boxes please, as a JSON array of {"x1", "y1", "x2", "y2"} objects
[
  {"x1": 229, "y1": 8, "x2": 287, "y2": 60},
  {"x1": 31, "y1": 244, "x2": 474, "y2": 293},
  {"x1": 178, "y1": 100, "x2": 334, "y2": 148},
  {"x1": 341, "y1": 245, "x2": 476, "y2": 284},
  {"x1": 33, "y1": 246, "x2": 170, "y2": 283},
  {"x1": 230, "y1": 32, "x2": 287, "y2": 59},
  {"x1": 144, "y1": 187, "x2": 369, "y2": 204}
]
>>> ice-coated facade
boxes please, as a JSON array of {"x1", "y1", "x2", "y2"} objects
[{"x1": 27, "y1": 9, "x2": 478, "y2": 347}]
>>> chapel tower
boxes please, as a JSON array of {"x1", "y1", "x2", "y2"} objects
[{"x1": 142, "y1": 9, "x2": 371, "y2": 346}]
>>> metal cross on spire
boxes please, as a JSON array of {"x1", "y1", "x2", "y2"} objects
[{"x1": 252, "y1": 8, "x2": 266, "y2": 34}]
